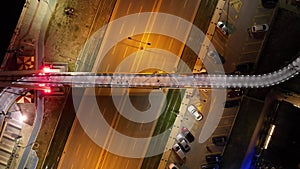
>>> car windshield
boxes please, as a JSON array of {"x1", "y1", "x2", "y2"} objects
[
  {"x1": 181, "y1": 140, "x2": 187, "y2": 146},
  {"x1": 174, "y1": 145, "x2": 180, "y2": 151}
]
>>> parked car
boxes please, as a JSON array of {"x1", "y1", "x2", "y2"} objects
[
  {"x1": 176, "y1": 133, "x2": 191, "y2": 152},
  {"x1": 168, "y1": 163, "x2": 180, "y2": 169},
  {"x1": 207, "y1": 50, "x2": 225, "y2": 64},
  {"x1": 201, "y1": 163, "x2": 220, "y2": 169},
  {"x1": 234, "y1": 62, "x2": 255, "y2": 74},
  {"x1": 172, "y1": 143, "x2": 186, "y2": 160},
  {"x1": 224, "y1": 99, "x2": 241, "y2": 108},
  {"x1": 181, "y1": 127, "x2": 195, "y2": 143},
  {"x1": 212, "y1": 135, "x2": 227, "y2": 146},
  {"x1": 261, "y1": 0, "x2": 278, "y2": 8},
  {"x1": 216, "y1": 21, "x2": 229, "y2": 35},
  {"x1": 251, "y1": 24, "x2": 269, "y2": 33},
  {"x1": 187, "y1": 104, "x2": 203, "y2": 121},
  {"x1": 227, "y1": 88, "x2": 244, "y2": 98},
  {"x1": 206, "y1": 154, "x2": 223, "y2": 164}
]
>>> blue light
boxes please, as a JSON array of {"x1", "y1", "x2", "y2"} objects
[{"x1": 240, "y1": 147, "x2": 256, "y2": 169}]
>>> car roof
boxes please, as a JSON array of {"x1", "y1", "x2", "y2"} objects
[
  {"x1": 217, "y1": 21, "x2": 224, "y2": 25},
  {"x1": 176, "y1": 133, "x2": 185, "y2": 140},
  {"x1": 252, "y1": 24, "x2": 269, "y2": 31}
]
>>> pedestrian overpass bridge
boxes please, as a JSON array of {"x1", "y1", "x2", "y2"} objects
[{"x1": 0, "y1": 56, "x2": 299, "y2": 90}]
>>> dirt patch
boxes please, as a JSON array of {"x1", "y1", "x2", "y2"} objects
[{"x1": 44, "y1": 0, "x2": 117, "y2": 71}]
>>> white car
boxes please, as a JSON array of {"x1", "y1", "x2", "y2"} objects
[
  {"x1": 217, "y1": 21, "x2": 229, "y2": 35},
  {"x1": 168, "y1": 163, "x2": 180, "y2": 169},
  {"x1": 251, "y1": 24, "x2": 269, "y2": 33},
  {"x1": 172, "y1": 143, "x2": 186, "y2": 160},
  {"x1": 187, "y1": 104, "x2": 203, "y2": 121}
]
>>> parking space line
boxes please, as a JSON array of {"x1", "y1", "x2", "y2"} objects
[
  {"x1": 217, "y1": 124, "x2": 233, "y2": 128},
  {"x1": 221, "y1": 115, "x2": 235, "y2": 118},
  {"x1": 199, "y1": 89, "x2": 209, "y2": 98},
  {"x1": 240, "y1": 50, "x2": 259, "y2": 55},
  {"x1": 244, "y1": 41, "x2": 262, "y2": 46}
]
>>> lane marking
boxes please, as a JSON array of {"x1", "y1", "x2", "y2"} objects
[
  {"x1": 87, "y1": 147, "x2": 92, "y2": 159},
  {"x1": 126, "y1": 2, "x2": 132, "y2": 15},
  {"x1": 119, "y1": 23, "x2": 124, "y2": 34},
  {"x1": 76, "y1": 144, "x2": 81, "y2": 156}
]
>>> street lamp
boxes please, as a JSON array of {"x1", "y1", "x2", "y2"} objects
[
  {"x1": 127, "y1": 37, "x2": 152, "y2": 50},
  {"x1": 127, "y1": 37, "x2": 151, "y2": 45},
  {"x1": 263, "y1": 124, "x2": 276, "y2": 149}
]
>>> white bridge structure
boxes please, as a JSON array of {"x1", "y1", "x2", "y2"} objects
[
  {"x1": 0, "y1": 56, "x2": 299, "y2": 168},
  {"x1": 0, "y1": 57, "x2": 300, "y2": 89}
]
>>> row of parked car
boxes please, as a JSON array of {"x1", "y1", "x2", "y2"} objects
[
  {"x1": 172, "y1": 127, "x2": 195, "y2": 159},
  {"x1": 169, "y1": 97, "x2": 206, "y2": 168},
  {"x1": 169, "y1": 84, "x2": 243, "y2": 168},
  {"x1": 169, "y1": 127, "x2": 195, "y2": 169},
  {"x1": 217, "y1": 20, "x2": 270, "y2": 36},
  {"x1": 169, "y1": 130, "x2": 228, "y2": 168},
  {"x1": 199, "y1": 2, "x2": 271, "y2": 168},
  {"x1": 201, "y1": 136, "x2": 227, "y2": 169}
]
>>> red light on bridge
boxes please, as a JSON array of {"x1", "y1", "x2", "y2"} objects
[
  {"x1": 43, "y1": 66, "x2": 52, "y2": 72},
  {"x1": 43, "y1": 88, "x2": 52, "y2": 93},
  {"x1": 42, "y1": 65, "x2": 60, "y2": 73},
  {"x1": 37, "y1": 83, "x2": 52, "y2": 93}
]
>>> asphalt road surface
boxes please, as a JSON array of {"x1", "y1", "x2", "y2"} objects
[{"x1": 58, "y1": 0, "x2": 203, "y2": 168}]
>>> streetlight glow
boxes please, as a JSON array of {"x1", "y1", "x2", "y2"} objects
[
  {"x1": 21, "y1": 115, "x2": 27, "y2": 122},
  {"x1": 263, "y1": 124, "x2": 276, "y2": 149}
]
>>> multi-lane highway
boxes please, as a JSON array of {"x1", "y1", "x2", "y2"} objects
[{"x1": 58, "y1": 0, "x2": 203, "y2": 168}]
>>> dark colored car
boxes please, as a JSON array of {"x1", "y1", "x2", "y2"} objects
[
  {"x1": 212, "y1": 136, "x2": 227, "y2": 146},
  {"x1": 224, "y1": 99, "x2": 241, "y2": 108},
  {"x1": 261, "y1": 0, "x2": 278, "y2": 8},
  {"x1": 176, "y1": 133, "x2": 191, "y2": 152},
  {"x1": 201, "y1": 163, "x2": 220, "y2": 169},
  {"x1": 227, "y1": 88, "x2": 244, "y2": 98},
  {"x1": 181, "y1": 127, "x2": 195, "y2": 143},
  {"x1": 205, "y1": 154, "x2": 223, "y2": 164},
  {"x1": 234, "y1": 62, "x2": 255, "y2": 74}
]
